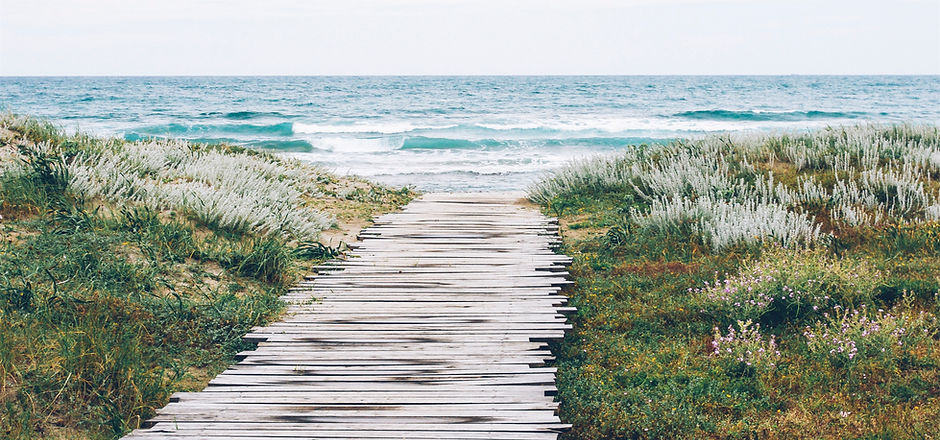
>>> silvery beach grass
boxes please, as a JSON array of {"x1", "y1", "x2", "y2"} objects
[
  {"x1": 20, "y1": 122, "x2": 335, "y2": 241},
  {"x1": 530, "y1": 124, "x2": 940, "y2": 250}
]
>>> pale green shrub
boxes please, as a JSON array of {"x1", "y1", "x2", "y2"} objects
[
  {"x1": 803, "y1": 302, "x2": 938, "y2": 364},
  {"x1": 529, "y1": 125, "x2": 940, "y2": 251},
  {"x1": 711, "y1": 319, "x2": 780, "y2": 371},
  {"x1": 67, "y1": 140, "x2": 332, "y2": 240},
  {"x1": 695, "y1": 247, "x2": 882, "y2": 325},
  {"x1": 634, "y1": 195, "x2": 823, "y2": 250}
]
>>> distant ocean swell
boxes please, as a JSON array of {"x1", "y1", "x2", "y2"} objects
[
  {"x1": 184, "y1": 108, "x2": 879, "y2": 124},
  {"x1": 198, "y1": 111, "x2": 300, "y2": 120},
  {"x1": 123, "y1": 108, "x2": 879, "y2": 153},
  {"x1": 132, "y1": 109, "x2": 882, "y2": 137},
  {"x1": 124, "y1": 132, "x2": 665, "y2": 153},
  {"x1": 671, "y1": 109, "x2": 876, "y2": 121},
  {"x1": 132, "y1": 122, "x2": 295, "y2": 137}
]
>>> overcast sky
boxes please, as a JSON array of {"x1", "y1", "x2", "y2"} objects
[{"x1": 1, "y1": 0, "x2": 938, "y2": 75}]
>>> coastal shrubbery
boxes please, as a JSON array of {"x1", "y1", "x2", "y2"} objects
[
  {"x1": 531, "y1": 125, "x2": 940, "y2": 439},
  {"x1": 711, "y1": 320, "x2": 780, "y2": 372},
  {"x1": 531, "y1": 125, "x2": 940, "y2": 250},
  {"x1": 0, "y1": 114, "x2": 413, "y2": 439},
  {"x1": 694, "y1": 247, "x2": 882, "y2": 325},
  {"x1": 803, "y1": 300, "x2": 938, "y2": 366},
  {"x1": 68, "y1": 130, "x2": 333, "y2": 241}
]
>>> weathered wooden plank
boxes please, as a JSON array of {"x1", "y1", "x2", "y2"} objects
[
  {"x1": 233, "y1": 359, "x2": 555, "y2": 367},
  {"x1": 305, "y1": 273, "x2": 569, "y2": 280},
  {"x1": 170, "y1": 391, "x2": 560, "y2": 404},
  {"x1": 141, "y1": 421, "x2": 572, "y2": 432},
  {"x1": 293, "y1": 285, "x2": 562, "y2": 291},
  {"x1": 128, "y1": 434, "x2": 559, "y2": 440},
  {"x1": 235, "y1": 352, "x2": 555, "y2": 361},
  {"x1": 128, "y1": 433, "x2": 558, "y2": 440},
  {"x1": 242, "y1": 337, "x2": 563, "y2": 345},
  {"x1": 148, "y1": 413, "x2": 560, "y2": 424},
  {"x1": 221, "y1": 365, "x2": 558, "y2": 374},
  {"x1": 205, "y1": 374, "x2": 557, "y2": 387},
  {"x1": 258, "y1": 314, "x2": 570, "y2": 322},
  {"x1": 251, "y1": 323, "x2": 572, "y2": 331},
  {"x1": 194, "y1": 385, "x2": 559, "y2": 395},
  {"x1": 244, "y1": 341, "x2": 550, "y2": 349},
  {"x1": 153, "y1": 406, "x2": 561, "y2": 420},
  {"x1": 141, "y1": 422, "x2": 573, "y2": 432}
]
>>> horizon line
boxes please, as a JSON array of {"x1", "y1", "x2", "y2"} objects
[{"x1": 2, "y1": 73, "x2": 939, "y2": 78}]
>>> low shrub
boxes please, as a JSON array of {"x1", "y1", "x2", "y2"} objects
[
  {"x1": 531, "y1": 124, "x2": 940, "y2": 252},
  {"x1": 711, "y1": 319, "x2": 781, "y2": 372},
  {"x1": 634, "y1": 195, "x2": 825, "y2": 250},
  {"x1": 802, "y1": 301, "x2": 938, "y2": 367},
  {"x1": 68, "y1": 140, "x2": 333, "y2": 240},
  {"x1": 695, "y1": 247, "x2": 882, "y2": 326}
]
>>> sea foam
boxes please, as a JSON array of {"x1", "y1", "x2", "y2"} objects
[{"x1": 293, "y1": 121, "x2": 456, "y2": 134}]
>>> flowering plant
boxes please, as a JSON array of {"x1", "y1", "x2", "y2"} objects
[
  {"x1": 695, "y1": 247, "x2": 881, "y2": 325},
  {"x1": 803, "y1": 302, "x2": 938, "y2": 365},
  {"x1": 711, "y1": 319, "x2": 781, "y2": 372}
]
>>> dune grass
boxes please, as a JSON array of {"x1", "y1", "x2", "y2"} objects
[
  {"x1": 530, "y1": 125, "x2": 940, "y2": 439},
  {"x1": 0, "y1": 114, "x2": 414, "y2": 439}
]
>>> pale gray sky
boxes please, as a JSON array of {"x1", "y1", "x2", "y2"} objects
[{"x1": 1, "y1": 0, "x2": 938, "y2": 75}]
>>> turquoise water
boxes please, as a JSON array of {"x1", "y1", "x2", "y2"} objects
[{"x1": 2, "y1": 76, "x2": 938, "y2": 191}]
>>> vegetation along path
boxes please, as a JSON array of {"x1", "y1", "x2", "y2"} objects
[{"x1": 125, "y1": 192, "x2": 573, "y2": 439}]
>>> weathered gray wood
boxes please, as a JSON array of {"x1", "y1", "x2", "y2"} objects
[
  {"x1": 169, "y1": 391, "x2": 561, "y2": 403},
  {"x1": 128, "y1": 433, "x2": 559, "y2": 440},
  {"x1": 142, "y1": 422, "x2": 572, "y2": 432},
  {"x1": 125, "y1": 192, "x2": 571, "y2": 439}
]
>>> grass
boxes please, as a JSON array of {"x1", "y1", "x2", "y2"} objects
[
  {"x1": 0, "y1": 114, "x2": 415, "y2": 439},
  {"x1": 529, "y1": 125, "x2": 940, "y2": 439}
]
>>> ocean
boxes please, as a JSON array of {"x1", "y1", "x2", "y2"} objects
[{"x1": 1, "y1": 76, "x2": 938, "y2": 191}]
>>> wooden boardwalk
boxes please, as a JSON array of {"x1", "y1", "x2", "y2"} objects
[{"x1": 126, "y1": 192, "x2": 572, "y2": 440}]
